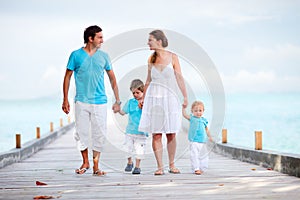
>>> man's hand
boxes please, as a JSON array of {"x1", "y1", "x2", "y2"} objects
[
  {"x1": 62, "y1": 99, "x2": 70, "y2": 114},
  {"x1": 112, "y1": 102, "x2": 121, "y2": 113}
]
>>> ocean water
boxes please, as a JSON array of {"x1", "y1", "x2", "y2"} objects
[
  {"x1": 0, "y1": 97, "x2": 67, "y2": 153},
  {"x1": 0, "y1": 93, "x2": 299, "y2": 155},
  {"x1": 223, "y1": 93, "x2": 300, "y2": 155}
]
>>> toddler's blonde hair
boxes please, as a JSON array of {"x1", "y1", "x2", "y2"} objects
[{"x1": 191, "y1": 101, "x2": 205, "y2": 111}]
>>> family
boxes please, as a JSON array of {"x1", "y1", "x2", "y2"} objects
[{"x1": 62, "y1": 25, "x2": 213, "y2": 176}]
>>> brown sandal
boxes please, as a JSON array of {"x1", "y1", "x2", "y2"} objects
[
  {"x1": 93, "y1": 170, "x2": 107, "y2": 176},
  {"x1": 154, "y1": 169, "x2": 164, "y2": 175},
  {"x1": 168, "y1": 168, "x2": 180, "y2": 174}
]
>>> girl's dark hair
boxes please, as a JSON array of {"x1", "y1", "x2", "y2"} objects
[
  {"x1": 149, "y1": 30, "x2": 168, "y2": 63},
  {"x1": 84, "y1": 25, "x2": 102, "y2": 44}
]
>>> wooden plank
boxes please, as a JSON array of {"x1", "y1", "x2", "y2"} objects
[{"x1": 0, "y1": 124, "x2": 299, "y2": 200}]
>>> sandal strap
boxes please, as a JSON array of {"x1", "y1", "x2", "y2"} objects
[
  {"x1": 93, "y1": 170, "x2": 106, "y2": 176},
  {"x1": 154, "y1": 169, "x2": 164, "y2": 175},
  {"x1": 169, "y1": 168, "x2": 180, "y2": 173}
]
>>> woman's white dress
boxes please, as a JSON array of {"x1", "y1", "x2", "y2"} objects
[{"x1": 139, "y1": 61, "x2": 181, "y2": 134}]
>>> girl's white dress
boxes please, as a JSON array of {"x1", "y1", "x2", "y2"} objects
[{"x1": 139, "y1": 61, "x2": 181, "y2": 134}]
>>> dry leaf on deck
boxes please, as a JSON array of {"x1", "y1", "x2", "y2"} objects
[
  {"x1": 36, "y1": 181, "x2": 47, "y2": 186},
  {"x1": 33, "y1": 195, "x2": 54, "y2": 199}
]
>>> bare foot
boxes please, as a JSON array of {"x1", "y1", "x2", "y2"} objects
[
  {"x1": 93, "y1": 170, "x2": 107, "y2": 176},
  {"x1": 169, "y1": 167, "x2": 180, "y2": 174},
  {"x1": 194, "y1": 170, "x2": 203, "y2": 175},
  {"x1": 154, "y1": 169, "x2": 164, "y2": 175}
]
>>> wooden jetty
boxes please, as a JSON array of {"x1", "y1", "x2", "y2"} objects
[{"x1": 0, "y1": 123, "x2": 300, "y2": 199}]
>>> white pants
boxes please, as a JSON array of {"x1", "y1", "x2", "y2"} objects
[
  {"x1": 74, "y1": 101, "x2": 107, "y2": 152},
  {"x1": 124, "y1": 134, "x2": 147, "y2": 160},
  {"x1": 189, "y1": 142, "x2": 209, "y2": 172}
]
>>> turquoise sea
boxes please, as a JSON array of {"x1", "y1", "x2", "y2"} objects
[
  {"x1": 223, "y1": 93, "x2": 300, "y2": 155},
  {"x1": 0, "y1": 93, "x2": 299, "y2": 155},
  {"x1": 0, "y1": 97, "x2": 65, "y2": 153}
]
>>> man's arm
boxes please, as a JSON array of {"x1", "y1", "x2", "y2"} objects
[
  {"x1": 106, "y1": 69, "x2": 121, "y2": 113},
  {"x1": 62, "y1": 69, "x2": 73, "y2": 114}
]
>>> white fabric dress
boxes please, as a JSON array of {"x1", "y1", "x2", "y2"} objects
[{"x1": 139, "y1": 60, "x2": 181, "y2": 134}]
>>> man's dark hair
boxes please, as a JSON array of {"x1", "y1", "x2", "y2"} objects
[{"x1": 84, "y1": 25, "x2": 102, "y2": 44}]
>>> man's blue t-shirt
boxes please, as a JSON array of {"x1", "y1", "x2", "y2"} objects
[
  {"x1": 122, "y1": 98, "x2": 147, "y2": 136},
  {"x1": 188, "y1": 115, "x2": 208, "y2": 143},
  {"x1": 66, "y1": 48, "x2": 112, "y2": 104}
]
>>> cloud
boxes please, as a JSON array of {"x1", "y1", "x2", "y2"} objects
[
  {"x1": 185, "y1": 0, "x2": 279, "y2": 26},
  {"x1": 221, "y1": 70, "x2": 300, "y2": 93},
  {"x1": 36, "y1": 66, "x2": 66, "y2": 98},
  {"x1": 0, "y1": 73, "x2": 6, "y2": 82},
  {"x1": 242, "y1": 44, "x2": 300, "y2": 75},
  {"x1": 0, "y1": 0, "x2": 299, "y2": 99},
  {"x1": 41, "y1": 67, "x2": 60, "y2": 82},
  {"x1": 226, "y1": 15, "x2": 275, "y2": 25},
  {"x1": 244, "y1": 43, "x2": 300, "y2": 61}
]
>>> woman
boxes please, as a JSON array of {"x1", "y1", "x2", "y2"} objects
[{"x1": 139, "y1": 30, "x2": 188, "y2": 175}]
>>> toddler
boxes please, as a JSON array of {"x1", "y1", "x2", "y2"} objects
[{"x1": 182, "y1": 101, "x2": 213, "y2": 175}]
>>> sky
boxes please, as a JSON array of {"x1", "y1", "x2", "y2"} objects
[{"x1": 0, "y1": 0, "x2": 300, "y2": 100}]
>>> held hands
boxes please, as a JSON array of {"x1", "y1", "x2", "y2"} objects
[
  {"x1": 138, "y1": 99, "x2": 144, "y2": 109},
  {"x1": 112, "y1": 102, "x2": 121, "y2": 113}
]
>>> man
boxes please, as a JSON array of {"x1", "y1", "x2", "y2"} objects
[{"x1": 62, "y1": 25, "x2": 121, "y2": 176}]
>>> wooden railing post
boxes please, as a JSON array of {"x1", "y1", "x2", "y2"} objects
[
  {"x1": 16, "y1": 134, "x2": 21, "y2": 148},
  {"x1": 36, "y1": 127, "x2": 40, "y2": 139},
  {"x1": 222, "y1": 129, "x2": 227, "y2": 143},
  {"x1": 50, "y1": 122, "x2": 54, "y2": 132},
  {"x1": 255, "y1": 131, "x2": 262, "y2": 150},
  {"x1": 60, "y1": 118, "x2": 63, "y2": 127}
]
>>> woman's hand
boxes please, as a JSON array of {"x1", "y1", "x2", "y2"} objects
[
  {"x1": 138, "y1": 99, "x2": 144, "y2": 109},
  {"x1": 182, "y1": 97, "x2": 188, "y2": 109}
]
